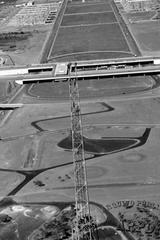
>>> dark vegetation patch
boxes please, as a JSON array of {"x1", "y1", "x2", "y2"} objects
[
  {"x1": 0, "y1": 31, "x2": 31, "y2": 41},
  {"x1": 152, "y1": 10, "x2": 160, "y2": 20},
  {"x1": 117, "y1": 202, "x2": 160, "y2": 240},
  {"x1": 0, "y1": 200, "x2": 136, "y2": 240},
  {"x1": 58, "y1": 134, "x2": 138, "y2": 154},
  {"x1": 0, "y1": 214, "x2": 12, "y2": 224},
  {"x1": 0, "y1": 197, "x2": 17, "y2": 208},
  {"x1": 0, "y1": 31, "x2": 32, "y2": 51},
  {"x1": 28, "y1": 206, "x2": 124, "y2": 240},
  {"x1": 96, "y1": 227, "x2": 123, "y2": 240},
  {"x1": 61, "y1": 12, "x2": 117, "y2": 26},
  {"x1": 33, "y1": 180, "x2": 45, "y2": 187},
  {"x1": 0, "y1": 0, "x2": 16, "y2": 5},
  {"x1": 28, "y1": 206, "x2": 76, "y2": 240}
]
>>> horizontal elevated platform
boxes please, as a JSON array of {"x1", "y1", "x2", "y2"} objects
[
  {"x1": 0, "y1": 56, "x2": 160, "y2": 83},
  {"x1": 0, "y1": 103, "x2": 23, "y2": 109}
]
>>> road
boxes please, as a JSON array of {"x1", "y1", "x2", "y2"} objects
[{"x1": 39, "y1": 0, "x2": 69, "y2": 63}]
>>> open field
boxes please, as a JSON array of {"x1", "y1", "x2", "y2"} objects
[
  {"x1": 1, "y1": 0, "x2": 160, "y2": 238},
  {"x1": 130, "y1": 22, "x2": 160, "y2": 54},
  {"x1": 61, "y1": 12, "x2": 117, "y2": 26},
  {"x1": 0, "y1": 27, "x2": 50, "y2": 65},
  {"x1": 0, "y1": 77, "x2": 160, "y2": 238},
  {"x1": 28, "y1": 76, "x2": 154, "y2": 100},
  {"x1": 48, "y1": 0, "x2": 135, "y2": 61},
  {"x1": 116, "y1": 2, "x2": 160, "y2": 56},
  {"x1": 0, "y1": 0, "x2": 61, "y2": 65},
  {"x1": 50, "y1": 23, "x2": 132, "y2": 60},
  {"x1": 18, "y1": 124, "x2": 160, "y2": 196},
  {"x1": 0, "y1": 81, "x2": 160, "y2": 239},
  {"x1": 0, "y1": 96, "x2": 160, "y2": 189},
  {"x1": 6, "y1": 27, "x2": 50, "y2": 65},
  {"x1": 65, "y1": 2, "x2": 112, "y2": 14}
]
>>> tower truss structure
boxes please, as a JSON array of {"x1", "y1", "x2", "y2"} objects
[{"x1": 69, "y1": 69, "x2": 95, "y2": 239}]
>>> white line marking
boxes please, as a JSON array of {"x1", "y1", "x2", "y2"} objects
[
  {"x1": 68, "y1": 2, "x2": 111, "y2": 7},
  {"x1": 49, "y1": 50, "x2": 134, "y2": 60},
  {"x1": 60, "y1": 21, "x2": 118, "y2": 28},
  {"x1": 64, "y1": 10, "x2": 113, "y2": 15},
  {"x1": 82, "y1": 123, "x2": 160, "y2": 126}
]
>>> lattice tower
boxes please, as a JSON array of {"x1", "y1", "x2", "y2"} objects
[{"x1": 69, "y1": 66, "x2": 96, "y2": 240}]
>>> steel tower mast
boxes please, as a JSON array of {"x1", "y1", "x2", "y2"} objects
[{"x1": 69, "y1": 64, "x2": 95, "y2": 240}]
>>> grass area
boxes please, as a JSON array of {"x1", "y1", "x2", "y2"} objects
[
  {"x1": 49, "y1": 51, "x2": 133, "y2": 61},
  {"x1": 49, "y1": 0, "x2": 134, "y2": 61},
  {"x1": 131, "y1": 21, "x2": 160, "y2": 52},
  {"x1": 65, "y1": 2, "x2": 112, "y2": 14},
  {"x1": 61, "y1": 12, "x2": 117, "y2": 26},
  {"x1": 28, "y1": 76, "x2": 154, "y2": 99},
  {"x1": 50, "y1": 23, "x2": 130, "y2": 59},
  {"x1": 137, "y1": 31, "x2": 160, "y2": 51}
]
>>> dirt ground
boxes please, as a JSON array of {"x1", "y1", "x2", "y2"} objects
[
  {"x1": 0, "y1": 0, "x2": 57, "y2": 65},
  {"x1": 117, "y1": 3, "x2": 160, "y2": 56},
  {"x1": 6, "y1": 27, "x2": 50, "y2": 65}
]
